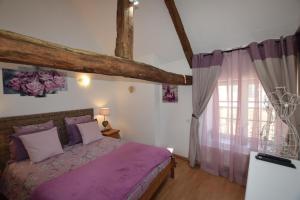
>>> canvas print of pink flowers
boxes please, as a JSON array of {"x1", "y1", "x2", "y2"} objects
[
  {"x1": 2, "y1": 68, "x2": 67, "y2": 97},
  {"x1": 162, "y1": 84, "x2": 178, "y2": 103}
]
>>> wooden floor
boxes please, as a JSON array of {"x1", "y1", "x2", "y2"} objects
[{"x1": 153, "y1": 158, "x2": 245, "y2": 200}]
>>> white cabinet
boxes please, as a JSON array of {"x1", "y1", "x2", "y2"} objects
[{"x1": 245, "y1": 151, "x2": 300, "y2": 200}]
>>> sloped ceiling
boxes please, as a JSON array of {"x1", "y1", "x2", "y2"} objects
[
  {"x1": 0, "y1": 0, "x2": 299, "y2": 66},
  {"x1": 175, "y1": 0, "x2": 300, "y2": 56}
]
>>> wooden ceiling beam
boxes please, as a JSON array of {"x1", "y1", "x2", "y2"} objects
[
  {"x1": 164, "y1": 0, "x2": 194, "y2": 68},
  {"x1": 0, "y1": 30, "x2": 192, "y2": 85},
  {"x1": 115, "y1": 0, "x2": 134, "y2": 59}
]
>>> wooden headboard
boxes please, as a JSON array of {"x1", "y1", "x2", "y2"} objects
[{"x1": 0, "y1": 108, "x2": 94, "y2": 170}]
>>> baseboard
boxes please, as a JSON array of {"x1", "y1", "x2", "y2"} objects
[{"x1": 173, "y1": 154, "x2": 188, "y2": 161}]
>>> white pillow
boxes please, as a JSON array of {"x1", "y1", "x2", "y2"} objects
[
  {"x1": 19, "y1": 127, "x2": 64, "y2": 163},
  {"x1": 77, "y1": 121, "x2": 103, "y2": 145}
]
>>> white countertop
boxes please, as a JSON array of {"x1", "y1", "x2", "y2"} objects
[{"x1": 245, "y1": 151, "x2": 300, "y2": 200}]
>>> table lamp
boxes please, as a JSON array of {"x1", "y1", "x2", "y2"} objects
[{"x1": 99, "y1": 107, "x2": 110, "y2": 129}]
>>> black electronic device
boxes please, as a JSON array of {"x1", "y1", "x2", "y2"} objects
[{"x1": 255, "y1": 153, "x2": 296, "y2": 169}]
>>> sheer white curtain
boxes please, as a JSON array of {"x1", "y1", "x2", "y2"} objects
[{"x1": 199, "y1": 50, "x2": 287, "y2": 185}]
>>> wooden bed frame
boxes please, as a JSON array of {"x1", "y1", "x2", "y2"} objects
[
  {"x1": 0, "y1": 108, "x2": 175, "y2": 199},
  {"x1": 141, "y1": 156, "x2": 175, "y2": 200}
]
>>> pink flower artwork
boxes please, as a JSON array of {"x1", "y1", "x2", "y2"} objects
[
  {"x1": 7, "y1": 77, "x2": 21, "y2": 91},
  {"x1": 3, "y1": 68, "x2": 67, "y2": 97},
  {"x1": 38, "y1": 71, "x2": 54, "y2": 82},
  {"x1": 53, "y1": 75, "x2": 65, "y2": 88},
  {"x1": 44, "y1": 80, "x2": 58, "y2": 93},
  {"x1": 23, "y1": 80, "x2": 45, "y2": 96},
  {"x1": 162, "y1": 84, "x2": 178, "y2": 103}
]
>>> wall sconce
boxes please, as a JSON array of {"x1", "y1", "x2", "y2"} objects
[
  {"x1": 129, "y1": 0, "x2": 139, "y2": 6},
  {"x1": 77, "y1": 74, "x2": 91, "y2": 87},
  {"x1": 128, "y1": 86, "x2": 135, "y2": 93}
]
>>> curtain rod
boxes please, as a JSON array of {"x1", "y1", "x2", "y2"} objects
[{"x1": 201, "y1": 38, "x2": 282, "y2": 55}]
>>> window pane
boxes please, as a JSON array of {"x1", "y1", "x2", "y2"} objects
[
  {"x1": 232, "y1": 85, "x2": 238, "y2": 101},
  {"x1": 216, "y1": 80, "x2": 278, "y2": 147},
  {"x1": 248, "y1": 121, "x2": 253, "y2": 137},
  {"x1": 232, "y1": 102, "x2": 238, "y2": 107},
  {"x1": 248, "y1": 84, "x2": 255, "y2": 101},
  {"x1": 220, "y1": 107, "x2": 228, "y2": 118},
  {"x1": 232, "y1": 108, "x2": 237, "y2": 119},
  {"x1": 219, "y1": 85, "x2": 227, "y2": 101},
  {"x1": 219, "y1": 102, "x2": 228, "y2": 107},
  {"x1": 220, "y1": 118, "x2": 228, "y2": 134},
  {"x1": 248, "y1": 108, "x2": 254, "y2": 120}
]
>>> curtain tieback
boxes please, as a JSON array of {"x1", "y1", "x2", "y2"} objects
[{"x1": 192, "y1": 114, "x2": 199, "y2": 119}]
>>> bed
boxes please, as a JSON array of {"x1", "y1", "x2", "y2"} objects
[{"x1": 0, "y1": 108, "x2": 175, "y2": 200}]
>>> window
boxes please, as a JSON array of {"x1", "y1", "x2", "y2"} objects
[
  {"x1": 217, "y1": 79, "x2": 277, "y2": 145},
  {"x1": 201, "y1": 50, "x2": 287, "y2": 154}
]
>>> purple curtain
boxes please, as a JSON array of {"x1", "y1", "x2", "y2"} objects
[
  {"x1": 248, "y1": 35, "x2": 300, "y2": 158},
  {"x1": 189, "y1": 51, "x2": 223, "y2": 167},
  {"x1": 189, "y1": 34, "x2": 300, "y2": 185}
]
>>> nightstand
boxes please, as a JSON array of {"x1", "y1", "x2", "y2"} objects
[{"x1": 101, "y1": 129, "x2": 120, "y2": 139}]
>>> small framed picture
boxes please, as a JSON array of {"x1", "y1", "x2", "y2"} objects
[{"x1": 162, "y1": 84, "x2": 178, "y2": 103}]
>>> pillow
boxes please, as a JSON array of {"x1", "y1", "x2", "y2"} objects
[
  {"x1": 65, "y1": 115, "x2": 92, "y2": 145},
  {"x1": 77, "y1": 121, "x2": 103, "y2": 145},
  {"x1": 9, "y1": 120, "x2": 55, "y2": 161},
  {"x1": 19, "y1": 127, "x2": 64, "y2": 163},
  {"x1": 13, "y1": 120, "x2": 54, "y2": 134}
]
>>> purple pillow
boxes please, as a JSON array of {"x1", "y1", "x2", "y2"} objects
[
  {"x1": 13, "y1": 120, "x2": 54, "y2": 134},
  {"x1": 65, "y1": 115, "x2": 92, "y2": 145},
  {"x1": 9, "y1": 120, "x2": 55, "y2": 162}
]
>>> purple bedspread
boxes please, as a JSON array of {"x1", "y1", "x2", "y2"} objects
[{"x1": 31, "y1": 142, "x2": 171, "y2": 200}]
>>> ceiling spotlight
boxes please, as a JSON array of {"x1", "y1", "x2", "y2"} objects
[{"x1": 129, "y1": 0, "x2": 139, "y2": 6}]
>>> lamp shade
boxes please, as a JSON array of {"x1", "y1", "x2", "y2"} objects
[{"x1": 99, "y1": 107, "x2": 110, "y2": 116}]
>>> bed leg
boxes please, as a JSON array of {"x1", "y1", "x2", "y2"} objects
[{"x1": 170, "y1": 156, "x2": 176, "y2": 179}]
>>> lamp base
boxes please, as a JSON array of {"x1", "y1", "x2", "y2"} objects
[
  {"x1": 102, "y1": 121, "x2": 112, "y2": 131},
  {"x1": 102, "y1": 120, "x2": 109, "y2": 128}
]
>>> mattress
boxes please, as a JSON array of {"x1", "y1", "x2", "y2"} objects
[{"x1": 0, "y1": 137, "x2": 170, "y2": 200}]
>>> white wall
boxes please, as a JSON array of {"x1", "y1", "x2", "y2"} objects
[
  {"x1": 0, "y1": 64, "x2": 118, "y2": 119},
  {"x1": 0, "y1": 60, "x2": 192, "y2": 157},
  {"x1": 113, "y1": 54, "x2": 161, "y2": 146},
  {"x1": 158, "y1": 59, "x2": 192, "y2": 157}
]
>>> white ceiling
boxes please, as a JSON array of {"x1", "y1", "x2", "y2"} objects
[
  {"x1": 175, "y1": 0, "x2": 300, "y2": 56},
  {"x1": 136, "y1": 0, "x2": 300, "y2": 64},
  {"x1": 0, "y1": 0, "x2": 299, "y2": 65}
]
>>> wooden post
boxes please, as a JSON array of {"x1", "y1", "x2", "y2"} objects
[
  {"x1": 0, "y1": 29, "x2": 192, "y2": 85},
  {"x1": 115, "y1": 0, "x2": 134, "y2": 59},
  {"x1": 164, "y1": 0, "x2": 194, "y2": 68}
]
